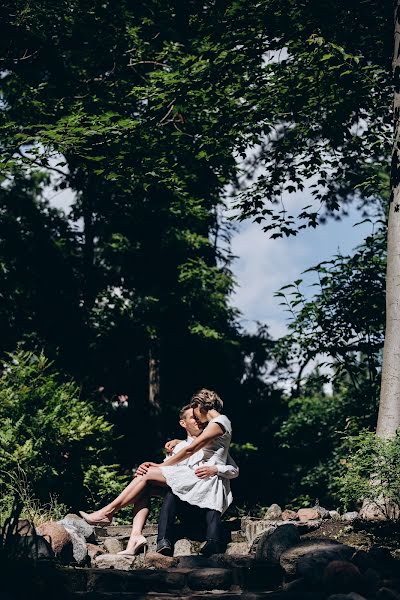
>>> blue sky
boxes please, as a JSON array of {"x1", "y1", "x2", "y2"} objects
[{"x1": 230, "y1": 206, "x2": 373, "y2": 339}]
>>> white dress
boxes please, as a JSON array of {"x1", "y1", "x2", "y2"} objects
[{"x1": 159, "y1": 414, "x2": 233, "y2": 514}]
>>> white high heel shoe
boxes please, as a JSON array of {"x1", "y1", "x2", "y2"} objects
[{"x1": 117, "y1": 535, "x2": 148, "y2": 558}]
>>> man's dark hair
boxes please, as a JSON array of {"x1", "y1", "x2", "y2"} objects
[{"x1": 179, "y1": 404, "x2": 193, "y2": 419}]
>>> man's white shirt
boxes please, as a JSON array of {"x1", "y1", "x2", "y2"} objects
[{"x1": 164, "y1": 437, "x2": 239, "y2": 480}]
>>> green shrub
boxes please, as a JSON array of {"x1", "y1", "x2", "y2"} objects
[
  {"x1": 337, "y1": 430, "x2": 400, "y2": 515},
  {"x1": 0, "y1": 350, "x2": 128, "y2": 510}
]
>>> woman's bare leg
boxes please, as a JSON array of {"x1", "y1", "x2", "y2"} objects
[
  {"x1": 129, "y1": 484, "x2": 166, "y2": 535},
  {"x1": 121, "y1": 483, "x2": 167, "y2": 553},
  {"x1": 88, "y1": 468, "x2": 166, "y2": 520},
  {"x1": 122, "y1": 493, "x2": 150, "y2": 552}
]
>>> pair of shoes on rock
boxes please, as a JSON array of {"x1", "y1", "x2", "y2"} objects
[
  {"x1": 118, "y1": 535, "x2": 148, "y2": 558},
  {"x1": 156, "y1": 538, "x2": 173, "y2": 556}
]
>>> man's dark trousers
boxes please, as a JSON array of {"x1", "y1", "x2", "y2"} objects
[{"x1": 157, "y1": 490, "x2": 222, "y2": 551}]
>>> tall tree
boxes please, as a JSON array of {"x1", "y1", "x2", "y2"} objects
[
  {"x1": 0, "y1": 0, "x2": 282, "y2": 468},
  {"x1": 377, "y1": 1, "x2": 400, "y2": 439}
]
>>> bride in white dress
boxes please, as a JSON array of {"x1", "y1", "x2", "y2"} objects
[{"x1": 80, "y1": 389, "x2": 234, "y2": 551}]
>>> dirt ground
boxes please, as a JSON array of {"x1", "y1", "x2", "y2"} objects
[{"x1": 303, "y1": 519, "x2": 400, "y2": 552}]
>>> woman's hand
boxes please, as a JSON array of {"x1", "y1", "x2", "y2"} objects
[
  {"x1": 165, "y1": 439, "x2": 182, "y2": 454},
  {"x1": 135, "y1": 461, "x2": 160, "y2": 476},
  {"x1": 195, "y1": 465, "x2": 218, "y2": 479}
]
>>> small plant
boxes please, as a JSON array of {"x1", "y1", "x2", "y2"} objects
[
  {"x1": 0, "y1": 466, "x2": 68, "y2": 527},
  {"x1": 0, "y1": 502, "x2": 70, "y2": 600},
  {"x1": 336, "y1": 430, "x2": 400, "y2": 517}
]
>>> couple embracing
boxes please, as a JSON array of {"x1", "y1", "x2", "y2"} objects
[{"x1": 80, "y1": 388, "x2": 238, "y2": 557}]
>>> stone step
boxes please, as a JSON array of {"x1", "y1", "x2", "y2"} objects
[
  {"x1": 96, "y1": 525, "x2": 246, "y2": 542},
  {"x1": 95, "y1": 525, "x2": 248, "y2": 556},
  {"x1": 64, "y1": 562, "x2": 282, "y2": 594},
  {"x1": 99, "y1": 535, "x2": 210, "y2": 556},
  {"x1": 95, "y1": 524, "x2": 159, "y2": 538},
  {"x1": 71, "y1": 592, "x2": 324, "y2": 600},
  {"x1": 99, "y1": 536, "x2": 250, "y2": 556}
]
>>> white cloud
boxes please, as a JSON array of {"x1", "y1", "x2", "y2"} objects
[{"x1": 230, "y1": 206, "x2": 373, "y2": 339}]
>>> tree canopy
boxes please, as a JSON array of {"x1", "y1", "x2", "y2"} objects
[{"x1": 0, "y1": 0, "x2": 394, "y2": 511}]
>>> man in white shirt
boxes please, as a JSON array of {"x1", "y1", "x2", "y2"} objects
[{"x1": 155, "y1": 404, "x2": 239, "y2": 556}]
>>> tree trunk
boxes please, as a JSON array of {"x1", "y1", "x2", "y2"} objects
[
  {"x1": 149, "y1": 344, "x2": 161, "y2": 415},
  {"x1": 376, "y1": 0, "x2": 400, "y2": 440},
  {"x1": 360, "y1": 1, "x2": 400, "y2": 521}
]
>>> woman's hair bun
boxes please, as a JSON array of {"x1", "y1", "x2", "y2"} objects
[{"x1": 191, "y1": 388, "x2": 223, "y2": 412}]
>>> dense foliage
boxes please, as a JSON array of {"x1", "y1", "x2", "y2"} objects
[
  {"x1": 338, "y1": 431, "x2": 400, "y2": 515},
  {"x1": 0, "y1": 0, "x2": 394, "y2": 511},
  {"x1": 0, "y1": 351, "x2": 127, "y2": 511},
  {"x1": 274, "y1": 230, "x2": 386, "y2": 505}
]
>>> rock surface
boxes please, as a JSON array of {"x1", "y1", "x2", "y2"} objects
[
  {"x1": 323, "y1": 560, "x2": 363, "y2": 594},
  {"x1": 297, "y1": 508, "x2": 320, "y2": 522},
  {"x1": 186, "y1": 567, "x2": 232, "y2": 591},
  {"x1": 313, "y1": 505, "x2": 330, "y2": 519},
  {"x1": 103, "y1": 536, "x2": 124, "y2": 554},
  {"x1": 86, "y1": 542, "x2": 105, "y2": 560},
  {"x1": 226, "y1": 541, "x2": 249, "y2": 555},
  {"x1": 280, "y1": 538, "x2": 355, "y2": 578},
  {"x1": 256, "y1": 523, "x2": 300, "y2": 564},
  {"x1": 37, "y1": 521, "x2": 73, "y2": 561},
  {"x1": 342, "y1": 512, "x2": 360, "y2": 522},
  {"x1": 174, "y1": 538, "x2": 196, "y2": 556},
  {"x1": 68, "y1": 528, "x2": 88, "y2": 565},
  {"x1": 94, "y1": 553, "x2": 139, "y2": 570},
  {"x1": 264, "y1": 504, "x2": 282, "y2": 520},
  {"x1": 144, "y1": 552, "x2": 179, "y2": 569},
  {"x1": 15, "y1": 519, "x2": 35, "y2": 536},
  {"x1": 282, "y1": 509, "x2": 298, "y2": 521},
  {"x1": 59, "y1": 513, "x2": 95, "y2": 541},
  {"x1": 12, "y1": 534, "x2": 55, "y2": 560},
  {"x1": 359, "y1": 499, "x2": 400, "y2": 521},
  {"x1": 329, "y1": 510, "x2": 342, "y2": 520}
]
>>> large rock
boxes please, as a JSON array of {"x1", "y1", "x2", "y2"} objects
[
  {"x1": 264, "y1": 504, "x2": 282, "y2": 520},
  {"x1": 329, "y1": 511, "x2": 342, "y2": 521},
  {"x1": 249, "y1": 519, "x2": 322, "y2": 554},
  {"x1": 15, "y1": 519, "x2": 35, "y2": 536},
  {"x1": 280, "y1": 538, "x2": 355, "y2": 579},
  {"x1": 282, "y1": 510, "x2": 298, "y2": 521},
  {"x1": 94, "y1": 553, "x2": 138, "y2": 570},
  {"x1": 1, "y1": 518, "x2": 35, "y2": 537},
  {"x1": 297, "y1": 508, "x2": 320, "y2": 522},
  {"x1": 256, "y1": 523, "x2": 300, "y2": 564},
  {"x1": 174, "y1": 538, "x2": 195, "y2": 556},
  {"x1": 37, "y1": 521, "x2": 73, "y2": 562},
  {"x1": 242, "y1": 517, "x2": 273, "y2": 545},
  {"x1": 342, "y1": 512, "x2": 360, "y2": 522},
  {"x1": 211, "y1": 553, "x2": 255, "y2": 569},
  {"x1": 87, "y1": 543, "x2": 105, "y2": 561},
  {"x1": 145, "y1": 552, "x2": 179, "y2": 569},
  {"x1": 323, "y1": 560, "x2": 363, "y2": 594},
  {"x1": 11, "y1": 534, "x2": 55, "y2": 560},
  {"x1": 59, "y1": 513, "x2": 95, "y2": 541},
  {"x1": 313, "y1": 505, "x2": 330, "y2": 519},
  {"x1": 68, "y1": 529, "x2": 89, "y2": 565},
  {"x1": 103, "y1": 537, "x2": 124, "y2": 554},
  {"x1": 226, "y1": 541, "x2": 249, "y2": 555},
  {"x1": 360, "y1": 499, "x2": 399, "y2": 521},
  {"x1": 186, "y1": 567, "x2": 232, "y2": 591},
  {"x1": 350, "y1": 549, "x2": 378, "y2": 573}
]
